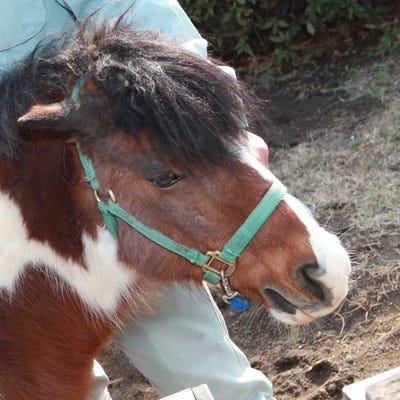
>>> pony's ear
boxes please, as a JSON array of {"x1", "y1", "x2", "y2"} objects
[
  {"x1": 244, "y1": 131, "x2": 269, "y2": 168},
  {"x1": 17, "y1": 100, "x2": 81, "y2": 132}
]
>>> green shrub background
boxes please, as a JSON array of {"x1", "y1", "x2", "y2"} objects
[{"x1": 178, "y1": 0, "x2": 396, "y2": 65}]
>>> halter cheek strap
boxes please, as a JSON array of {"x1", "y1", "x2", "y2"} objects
[
  {"x1": 72, "y1": 77, "x2": 287, "y2": 311},
  {"x1": 76, "y1": 146, "x2": 286, "y2": 275}
]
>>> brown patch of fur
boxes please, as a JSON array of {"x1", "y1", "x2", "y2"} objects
[{"x1": 0, "y1": 268, "x2": 114, "y2": 400}]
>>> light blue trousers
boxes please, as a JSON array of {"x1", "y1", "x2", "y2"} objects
[{"x1": 87, "y1": 284, "x2": 275, "y2": 400}]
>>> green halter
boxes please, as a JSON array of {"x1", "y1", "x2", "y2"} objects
[
  {"x1": 72, "y1": 76, "x2": 287, "y2": 310},
  {"x1": 75, "y1": 146, "x2": 286, "y2": 283}
]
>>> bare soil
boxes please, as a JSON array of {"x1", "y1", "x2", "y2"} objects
[{"x1": 99, "y1": 56, "x2": 400, "y2": 400}]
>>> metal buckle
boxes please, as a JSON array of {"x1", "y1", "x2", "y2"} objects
[
  {"x1": 203, "y1": 250, "x2": 236, "y2": 277},
  {"x1": 93, "y1": 189, "x2": 117, "y2": 203}
]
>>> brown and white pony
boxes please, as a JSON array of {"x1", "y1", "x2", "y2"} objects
[{"x1": 0, "y1": 22, "x2": 351, "y2": 399}]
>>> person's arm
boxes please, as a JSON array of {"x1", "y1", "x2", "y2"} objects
[
  {"x1": 64, "y1": 0, "x2": 206, "y2": 55},
  {"x1": 63, "y1": 0, "x2": 236, "y2": 78}
]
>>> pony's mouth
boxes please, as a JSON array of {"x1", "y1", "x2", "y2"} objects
[
  {"x1": 263, "y1": 288, "x2": 297, "y2": 314},
  {"x1": 263, "y1": 288, "x2": 315, "y2": 324}
]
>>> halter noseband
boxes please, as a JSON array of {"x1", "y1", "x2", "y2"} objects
[{"x1": 72, "y1": 76, "x2": 287, "y2": 311}]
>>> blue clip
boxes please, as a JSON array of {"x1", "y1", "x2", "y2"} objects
[
  {"x1": 225, "y1": 294, "x2": 251, "y2": 312},
  {"x1": 228, "y1": 295, "x2": 251, "y2": 311},
  {"x1": 220, "y1": 271, "x2": 251, "y2": 312}
]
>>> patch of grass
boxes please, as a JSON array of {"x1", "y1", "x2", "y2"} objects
[
  {"x1": 350, "y1": 137, "x2": 364, "y2": 151},
  {"x1": 379, "y1": 128, "x2": 397, "y2": 143},
  {"x1": 271, "y1": 72, "x2": 400, "y2": 278},
  {"x1": 337, "y1": 59, "x2": 399, "y2": 102},
  {"x1": 376, "y1": 26, "x2": 400, "y2": 57}
]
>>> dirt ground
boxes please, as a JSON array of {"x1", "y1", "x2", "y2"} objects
[{"x1": 99, "y1": 56, "x2": 400, "y2": 399}]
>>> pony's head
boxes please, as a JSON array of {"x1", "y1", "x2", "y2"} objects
[{"x1": 16, "y1": 23, "x2": 350, "y2": 325}]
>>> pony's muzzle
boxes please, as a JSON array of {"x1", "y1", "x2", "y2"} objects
[{"x1": 263, "y1": 262, "x2": 335, "y2": 318}]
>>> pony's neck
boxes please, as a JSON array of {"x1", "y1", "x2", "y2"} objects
[
  {"x1": 0, "y1": 141, "x2": 121, "y2": 399},
  {"x1": 0, "y1": 267, "x2": 117, "y2": 400}
]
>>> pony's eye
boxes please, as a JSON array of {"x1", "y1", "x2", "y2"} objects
[{"x1": 149, "y1": 172, "x2": 183, "y2": 188}]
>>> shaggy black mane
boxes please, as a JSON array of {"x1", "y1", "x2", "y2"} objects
[{"x1": 0, "y1": 19, "x2": 265, "y2": 167}]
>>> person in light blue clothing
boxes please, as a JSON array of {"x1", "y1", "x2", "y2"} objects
[{"x1": 0, "y1": 2, "x2": 276, "y2": 399}]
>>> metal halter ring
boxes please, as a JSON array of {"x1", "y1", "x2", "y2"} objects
[
  {"x1": 203, "y1": 250, "x2": 236, "y2": 277},
  {"x1": 93, "y1": 189, "x2": 117, "y2": 203}
]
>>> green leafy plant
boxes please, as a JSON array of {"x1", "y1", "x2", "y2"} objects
[
  {"x1": 377, "y1": 26, "x2": 400, "y2": 56},
  {"x1": 179, "y1": 0, "x2": 393, "y2": 66}
]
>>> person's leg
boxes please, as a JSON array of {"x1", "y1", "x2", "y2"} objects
[{"x1": 113, "y1": 283, "x2": 276, "y2": 400}]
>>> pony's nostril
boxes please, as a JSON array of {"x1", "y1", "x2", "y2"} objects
[
  {"x1": 302, "y1": 262, "x2": 325, "y2": 278},
  {"x1": 297, "y1": 263, "x2": 326, "y2": 302}
]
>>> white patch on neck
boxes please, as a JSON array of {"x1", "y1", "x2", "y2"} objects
[{"x1": 0, "y1": 192, "x2": 137, "y2": 316}]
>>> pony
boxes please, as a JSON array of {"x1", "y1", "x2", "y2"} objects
[{"x1": 0, "y1": 20, "x2": 351, "y2": 399}]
